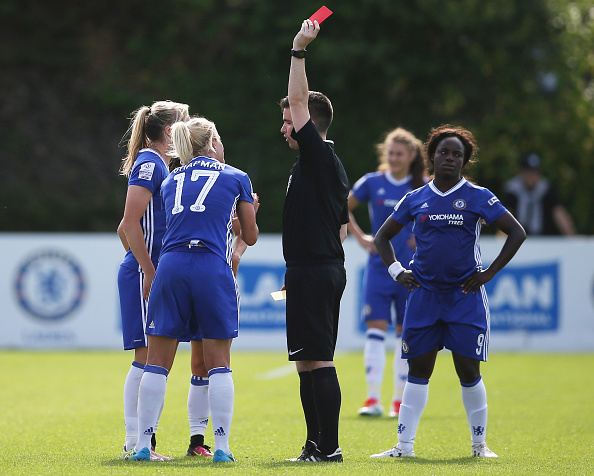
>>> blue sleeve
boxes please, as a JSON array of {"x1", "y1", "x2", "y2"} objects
[
  {"x1": 391, "y1": 194, "x2": 412, "y2": 225},
  {"x1": 128, "y1": 156, "x2": 165, "y2": 195},
  {"x1": 238, "y1": 173, "x2": 254, "y2": 203},
  {"x1": 479, "y1": 189, "x2": 508, "y2": 224},
  {"x1": 351, "y1": 175, "x2": 370, "y2": 202}
]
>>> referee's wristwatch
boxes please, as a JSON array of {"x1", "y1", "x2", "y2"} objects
[{"x1": 291, "y1": 49, "x2": 306, "y2": 58}]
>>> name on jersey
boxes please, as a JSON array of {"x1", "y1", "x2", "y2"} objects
[
  {"x1": 180, "y1": 159, "x2": 226, "y2": 172},
  {"x1": 422, "y1": 213, "x2": 464, "y2": 225}
]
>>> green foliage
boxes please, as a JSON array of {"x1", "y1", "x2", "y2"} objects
[
  {"x1": 0, "y1": 351, "x2": 592, "y2": 474},
  {"x1": 0, "y1": 0, "x2": 592, "y2": 232}
]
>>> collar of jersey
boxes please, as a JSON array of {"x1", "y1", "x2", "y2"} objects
[
  {"x1": 140, "y1": 147, "x2": 168, "y2": 166},
  {"x1": 384, "y1": 172, "x2": 412, "y2": 187},
  {"x1": 428, "y1": 177, "x2": 467, "y2": 196}
]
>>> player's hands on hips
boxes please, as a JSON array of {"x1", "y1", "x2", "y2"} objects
[
  {"x1": 293, "y1": 19, "x2": 320, "y2": 50},
  {"x1": 252, "y1": 192, "x2": 260, "y2": 213},
  {"x1": 462, "y1": 269, "x2": 494, "y2": 294},
  {"x1": 358, "y1": 234, "x2": 377, "y2": 254},
  {"x1": 142, "y1": 269, "x2": 155, "y2": 301},
  {"x1": 396, "y1": 270, "x2": 420, "y2": 292}
]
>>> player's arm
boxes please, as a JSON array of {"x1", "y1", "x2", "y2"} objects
[
  {"x1": 462, "y1": 211, "x2": 527, "y2": 294},
  {"x1": 553, "y1": 205, "x2": 576, "y2": 236},
  {"x1": 288, "y1": 19, "x2": 320, "y2": 133},
  {"x1": 231, "y1": 236, "x2": 248, "y2": 277},
  {"x1": 340, "y1": 223, "x2": 348, "y2": 243},
  {"x1": 375, "y1": 216, "x2": 419, "y2": 291},
  {"x1": 236, "y1": 199, "x2": 259, "y2": 246},
  {"x1": 120, "y1": 185, "x2": 156, "y2": 300},
  {"x1": 117, "y1": 219, "x2": 130, "y2": 251},
  {"x1": 231, "y1": 193, "x2": 260, "y2": 275},
  {"x1": 347, "y1": 192, "x2": 376, "y2": 253}
]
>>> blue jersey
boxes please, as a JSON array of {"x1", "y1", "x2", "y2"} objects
[
  {"x1": 352, "y1": 171, "x2": 415, "y2": 267},
  {"x1": 120, "y1": 149, "x2": 169, "y2": 271},
  {"x1": 160, "y1": 156, "x2": 254, "y2": 265},
  {"x1": 392, "y1": 178, "x2": 507, "y2": 292}
]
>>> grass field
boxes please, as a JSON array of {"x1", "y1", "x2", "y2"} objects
[{"x1": 1, "y1": 350, "x2": 592, "y2": 475}]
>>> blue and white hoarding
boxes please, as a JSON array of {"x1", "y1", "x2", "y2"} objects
[{"x1": 0, "y1": 234, "x2": 593, "y2": 352}]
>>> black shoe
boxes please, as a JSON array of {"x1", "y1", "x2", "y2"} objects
[
  {"x1": 286, "y1": 440, "x2": 318, "y2": 461},
  {"x1": 304, "y1": 447, "x2": 343, "y2": 462}
]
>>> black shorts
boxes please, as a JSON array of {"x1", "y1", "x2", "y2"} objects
[{"x1": 285, "y1": 262, "x2": 347, "y2": 361}]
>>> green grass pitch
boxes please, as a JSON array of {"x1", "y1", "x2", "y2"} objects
[{"x1": 0, "y1": 350, "x2": 592, "y2": 475}]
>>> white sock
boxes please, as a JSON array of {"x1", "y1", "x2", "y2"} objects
[
  {"x1": 364, "y1": 328, "x2": 386, "y2": 400},
  {"x1": 397, "y1": 379, "x2": 429, "y2": 452},
  {"x1": 123, "y1": 362, "x2": 144, "y2": 451},
  {"x1": 461, "y1": 376, "x2": 488, "y2": 444},
  {"x1": 392, "y1": 335, "x2": 408, "y2": 402},
  {"x1": 188, "y1": 376, "x2": 210, "y2": 437},
  {"x1": 136, "y1": 365, "x2": 168, "y2": 451},
  {"x1": 209, "y1": 368, "x2": 234, "y2": 454}
]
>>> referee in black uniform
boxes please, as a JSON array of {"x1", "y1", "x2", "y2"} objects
[{"x1": 278, "y1": 19, "x2": 350, "y2": 463}]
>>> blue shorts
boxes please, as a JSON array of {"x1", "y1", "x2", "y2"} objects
[
  {"x1": 118, "y1": 264, "x2": 148, "y2": 350},
  {"x1": 147, "y1": 247, "x2": 238, "y2": 341},
  {"x1": 401, "y1": 286, "x2": 490, "y2": 361},
  {"x1": 362, "y1": 261, "x2": 408, "y2": 326}
]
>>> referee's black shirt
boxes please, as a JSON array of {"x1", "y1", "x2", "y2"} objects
[{"x1": 282, "y1": 119, "x2": 350, "y2": 266}]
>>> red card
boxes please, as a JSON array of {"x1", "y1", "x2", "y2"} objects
[{"x1": 309, "y1": 6, "x2": 333, "y2": 25}]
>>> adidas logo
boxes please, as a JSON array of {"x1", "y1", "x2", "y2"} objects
[
  {"x1": 199, "y1": 419, "x2": 209, "y2": 425},
  {"x1": 213, "y1": 426, "x2": 226, "y2": 437},
  {"x1": 143, "y1": 426, "x2": 154, "y2": 435},
  {"x1": 421, "y1": 202, "x2": 429, "y2": 208},
  {"x1": 149, "y1": 321, "x2": 155, "y2": 329}
]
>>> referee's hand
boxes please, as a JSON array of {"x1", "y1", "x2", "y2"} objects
[{"x1": 293, "y1": 19, "x2": 320, "y2": 51}]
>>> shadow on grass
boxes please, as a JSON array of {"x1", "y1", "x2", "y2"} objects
[{"x1": 262, "y1": 456, "x2": 499, "y2": 468}]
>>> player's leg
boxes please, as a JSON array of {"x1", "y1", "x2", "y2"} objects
[
  {"x1": 203, "y1": 339, "x2": 235, "y2": 462},
  {"x1": 194, "y1": 251, "x2": 238, "y2": 463},
  {"x1": 390, "y1": 284, "x2": 410, "y2": 417},
  {"x1": 359, "y1": 265, "x2": 391, "y2": 416},
  {"x1": 360, "y1": 321, "x2": 387, "y2": 416},
  {"x1": 132, "y1": 335, "x2": 178, "y2": 461},
  {"x1": 118, "y1": 265, "x2": 149, "y2": 458},
  {"x1": 447, "y1": 287, "x2": 497, "y2": 458},
  {"x1": 371, "y1": 287, "x2": 441, "y2": 458},
  {"x1": 131, "y1": 251, "x2": 191, "y2": 461},
  {"x1": 122, "y1": 348, "x2": 147, "y2": 456},
  {"x1": 187, "y1": 340, "x2": 213, "y2": 456}
]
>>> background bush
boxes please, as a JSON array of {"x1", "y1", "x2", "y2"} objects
[{"x1": 1, "y1": 0, "x2": 592, "y2": 233}]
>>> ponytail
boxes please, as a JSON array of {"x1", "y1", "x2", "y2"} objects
[
  {"x1": 120, "y1": 106, "x2": 150, "y2": 177},
  {"x1": 171, "y1": 122, "x2": 193, "y2": 165}
]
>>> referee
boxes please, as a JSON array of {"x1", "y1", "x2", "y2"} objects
[{"x1": 279, "y1": 19, "x2": 350, "y2": 463}]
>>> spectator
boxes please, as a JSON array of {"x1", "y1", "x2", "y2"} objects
[{"x1": 502, "y1": 153, "x2": 576, "y2": 236}]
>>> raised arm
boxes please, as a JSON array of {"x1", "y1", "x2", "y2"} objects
[{"x1": 288, "y1": 19, "x2": 320, "y2": 133}]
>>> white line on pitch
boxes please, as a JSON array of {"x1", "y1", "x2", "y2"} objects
[{"x1": 256, "y1": 364, "x2": 295, "y2": 380}]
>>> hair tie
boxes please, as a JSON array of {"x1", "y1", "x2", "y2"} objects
[{"x1": 147, "y1": 107, "x2": 152, "y2": 115}]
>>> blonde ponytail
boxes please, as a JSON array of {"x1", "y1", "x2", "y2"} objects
[
  {"x1": 120, "y1": 106, "x2": 150, "y2": 177},
  {"x1": 119, "y1": 100, "x2": 190, "y2": 177},
  {"x1": 171, "y1": 122, "x2": 193, "y2": 165}
]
